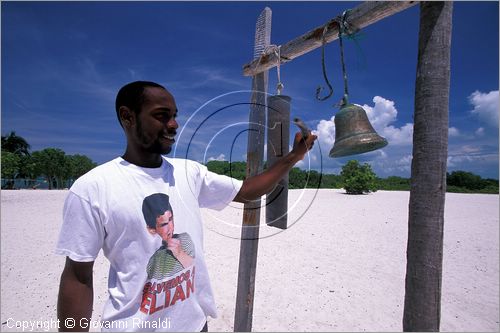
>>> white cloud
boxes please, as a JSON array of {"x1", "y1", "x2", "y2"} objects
[
  {"x1": 306, "y1": 96, "x2": 416, "y2": 176},
  {"x1": 475, "y1": 127, "x2": 485, "y2": 137},
  {"x1": 382, "y1": 123, "x2": 414, "y2": 145},
  {"x1": 372, "y1": 153, "x2": 413, "y2": 175},
  {"x1": 362, "y1": 96, "x2": 413, "y2": 145},
  {"x1": 189, "y1": 66, "x2": 247, "y2": 89},
  {"x1": 312, "y1": 115, "x2": 336, "y2": 151},
  {"x1": 388, "y1": 155, "x2": 412, "y2": 174},
  {"x1": 448, "y1": 127, "x2": 460, "y2": 137},
  {"x1": 208, "y1": 153, "x2": 226, "y2": 161},
  {"x1": 311, "y1": 96, "x2": 414, "y2": 151},
  {"x1": 362, "y1": 96, "x2": 397, "y2": 130},
  {"x1": 469, "y1": 90, "x2": 499, "y2": 127},
  {"x1": 459, "y1": 145, "x2": 482, "y2": 154},
  {"x1": 395, "y1": 155, "x2": 413, "y2": 169},
  {"x1": 377, "y1": 149, "x2": 388, "y2": 159},
  {"x1": 127, "y1": 68, "x2": 139, "y2": 79},
  {"x1": 447, "y1": 153, "x2": 499, "y2": 167},
  {"x1": 302, "y1": 95, "x2": 497, "y2": 178},
  {"x1": 447, "y1": 144, "x2": 499, "y2": 168}
]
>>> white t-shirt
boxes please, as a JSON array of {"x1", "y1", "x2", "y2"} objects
[{"x1": 55, "y1": 157, "x2": 243, "y2": 332}]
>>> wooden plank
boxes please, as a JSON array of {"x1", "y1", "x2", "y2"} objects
[
  {"x1": 234, "y1": 7, "x2": 271, "y2": 332},
  {"x1": 243, "y1": 1, "x2": 418, "y2": 76}
]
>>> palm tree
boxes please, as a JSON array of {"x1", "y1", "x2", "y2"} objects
[
  {"x1": 403, "y1": 2, "x2": 453, "y2": 331},
  {"x1": 1, "y1": 131, "x2": 31, "y2": 156}
]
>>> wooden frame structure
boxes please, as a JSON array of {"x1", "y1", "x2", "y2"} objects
[{"x1": 235, "y1": 1, "x2": 451, "y2": 332}]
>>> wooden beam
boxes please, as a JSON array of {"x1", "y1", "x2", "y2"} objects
[
  {"x1": 234, "y1": 7, "x2": 271, "y2": 332},
  {"x1": 242, "y1": 1, "x2": 418, "y2": 77}
]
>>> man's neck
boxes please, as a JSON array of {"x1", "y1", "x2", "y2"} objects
[{"x1": 122, "y1": 150, "x2": 163, "y2": 168}]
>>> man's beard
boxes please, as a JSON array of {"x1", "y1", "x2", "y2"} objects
[{"x1": 136, "y1": 118, "x2": 172, "y2": 155}]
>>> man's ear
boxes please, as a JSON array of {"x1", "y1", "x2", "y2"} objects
[
  {"x1": 119, "y1": 106, "x2": 135, "y2": 128},
  {"x1": 147, "y1": 228, "x2": 157, "y2": 235}
]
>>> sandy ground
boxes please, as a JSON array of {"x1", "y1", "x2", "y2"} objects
[{"x1": 1, "y1": 189, "x2": 498, "y2": 332}]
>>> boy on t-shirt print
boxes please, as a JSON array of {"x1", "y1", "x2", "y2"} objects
[{"x1": 142, "y1": 193, "x2": 195, "y2": 280}]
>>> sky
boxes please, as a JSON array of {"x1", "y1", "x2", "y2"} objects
[{"x1": 2, "y1": 1, "x2": 499, "y2": 179}]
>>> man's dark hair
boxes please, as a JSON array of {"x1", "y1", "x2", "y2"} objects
[
  {"x1": 142, "y1": 193, "x2": 173, "y2": 229},
  {"x1": 115, "y1": 81, "x2": 166, "y2": 126}
]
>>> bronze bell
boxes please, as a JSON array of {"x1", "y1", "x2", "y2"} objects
[{"x1": 329, "y1": 103, "x2": 388, "y2": 158}]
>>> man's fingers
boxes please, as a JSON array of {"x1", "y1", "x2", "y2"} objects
[
  {"x1": 294, "y1": 131, "x2": 315, "y2": 142},
  {"x1": 305, "y1": 134, "x2": 317, "y2": 150},
  {"x1": 293, "y1": 132, "x2": 317, "y2": 153},
  {"x1": 307, "y1": 134, "x2": 317, "y2": 143}
]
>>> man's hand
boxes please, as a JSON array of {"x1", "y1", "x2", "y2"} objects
[
  {"x1": 290, "y1": 131, "x2": 318, "y2": 163},
  {"x1": 167, "y1": 238, "x2": 182, "y2": 257},
  {"x1": 234, "y1": 131, "x2": 318, "y2": 203},
  {"x1": 167, "y1": 238, "x2": 194, "y2": 268}
]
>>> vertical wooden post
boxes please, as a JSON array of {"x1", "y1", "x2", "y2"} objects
[
  {"x1": 403, "y1": 2, "x2": 453, "y2": 331},
  {"x1": 234, "y1": 7, "x2": 271, "y2": 332}
]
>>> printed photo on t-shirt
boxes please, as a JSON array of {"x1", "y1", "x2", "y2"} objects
[{"x1": 140, "y1": 193, "x2": 196, "y2": 315}]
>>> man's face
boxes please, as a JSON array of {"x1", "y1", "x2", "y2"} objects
[
  {"x1": 155, "y1": 210, "x2": 174, "y2": 242},
  {"x1": 133, "y1": 87, "x2": 179, "y2": 155}
]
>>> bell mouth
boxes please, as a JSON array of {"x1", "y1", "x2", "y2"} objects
[{"x1": 329, "y1": 132, "x2": 388, "y2": 158}]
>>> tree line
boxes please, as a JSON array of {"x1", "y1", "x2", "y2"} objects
[
  {"x1": 206, "y1": 160, "x2": 499, "y2": 194},
  {"x1": 206, "y1": 160, "x2": 376, "y2": 194},
  {"x1": 1, "y1": 131, "x2": 96, "y2": 189},
  {"x1": 2, "y1": 131, "x2": 497, "y2": 194}
]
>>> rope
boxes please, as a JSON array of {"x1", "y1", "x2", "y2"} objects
[{"x1": 263, "y1": 44, "x2": 284, "y2": 95}]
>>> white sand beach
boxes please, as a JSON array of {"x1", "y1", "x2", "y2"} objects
[{"x1": 1, "y1": 189, "x2": 498, "y2": 332}]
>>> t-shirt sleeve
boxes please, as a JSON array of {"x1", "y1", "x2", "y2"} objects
[
  {"x1": 54, "y1": 190, "x2": 105, "y2": 262},
  {"x1": 197, "y1": 166, "x2": 243, "y2": 211}
]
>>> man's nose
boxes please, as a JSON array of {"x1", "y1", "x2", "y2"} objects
[{"x1": 167, "y1": 118, "x2": 178, "y2": 130}]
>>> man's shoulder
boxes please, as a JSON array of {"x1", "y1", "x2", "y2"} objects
[
  {"x1": 69, "y1": 157, "x2": 122, "y2": 193},
  {"x1": 76, "y1": 157, "x2": 120, "y2": 178}
]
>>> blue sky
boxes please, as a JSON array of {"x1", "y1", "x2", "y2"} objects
[{"x1": 2, "y1": 1, "x2": 499, "y2": 179}]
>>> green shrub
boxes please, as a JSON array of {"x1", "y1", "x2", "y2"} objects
[{"x1": 340, "y1": 160, "x2": 378, "y2": 194}]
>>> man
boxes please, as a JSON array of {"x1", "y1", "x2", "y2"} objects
[
  {"x1": 142, "y1": 192, "x2": 195, "y2": 279},
  {"x1": 56, "y1": 81, "x2": 317, "y2": 332}
]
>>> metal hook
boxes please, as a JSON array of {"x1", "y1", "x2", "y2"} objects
[{"x1": 315, "y1": 25, "x2": 334, "y2": 101}]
